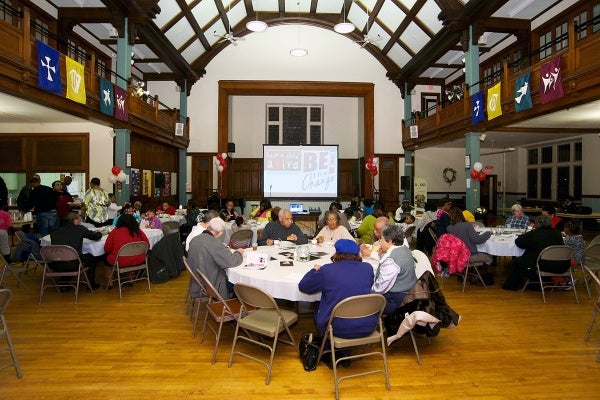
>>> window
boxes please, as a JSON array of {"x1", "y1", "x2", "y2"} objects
[
  {"x1": 67, "y1": 39, "x2": 87, "y2": 64},
  {"x1": 0, "y1": 0, "x2": 13, "y2": 24},
  {"x1": 539, "y1": 31, "x2": 552, "y2": 60},
  {"x1": 33, "y1": 18, "x2": 48, "y2": 43},
  {"x1": 574, "y1": 11, "x2": 588, "y2": 40},
  {"x1": 526, "y1": 140, "x2": 582, "y2": 200},
  {"x1": 555, "y1": 22, "x2": 568, "y2": 52},
  {"x1": 266, "y1": 104, "x2": 323, "y2": 145},
  {"x1": 593, "y1": 3, "x2": 600, "y2": 34},
  {"x1": 96, "y1": 59, "x2": 107, "y2": 77},
  {"x1": 512, "y1": 49, "x2": 523, "y2": 72},
  {"x1": 483, "y1": 67, "x2": 492, "y2": 86}
]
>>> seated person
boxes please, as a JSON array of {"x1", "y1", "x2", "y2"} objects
[
  {"x1": 112, "y1": 204, "x2": 142, "y2": 226},
  {"x1": 360, "y1": 217, "x2": 408, "y2": 262},
  {"x1": 502, "y1": 215, "x2": 568, "y2": 291},
  {"x1": 156, "y1": 201, "x2": 176, "y2": 215},
  {"x1": 317, "y1": 202, "x2": 351, "y2": 231},
  {"x1": 0, "y1": 205, "x2": 12, "y2": 264},
  {"x1": 298, "y1": 239, "x2": 377, "y2": 338},
  {"x1": 187, "y1": 217, "x2": 244, "y2": 299},
  {"x1": 446, "y1": 207, "x2": 493, "y2": 265},
  {"x1": 106, "y1": 193, "x2": 122, "y2": 225},
  {"x1": 417, "y1": 201, "x2": 437, "y2": 233},
  {"x1": 250, "y1": 198, "x2": 272, "y2": 222},
  {"x1": 220, "y1": 199, "x2": 240, "y2": 222},
  {"x1": 362, "y1": 198, "x2": 375, "y2": 216},
  {"x1": 372, "y1": 225, "x2": 417, "y2": 315},
  {"x1": 259, "y1": 209, "x2": 308, "y2": 246},
  {"x1": 133, "y1": 201, "x2": 142, "y2": 216},
  {"x1": 181, "y1": 199, "x2": 203, "y2": 240},
  {"x1": 357, "y1": 206, "x2": 393, "y2": 245},
  {"x1": 50, "y1": 212, "x2": 103, "y2": 289},
  {"x1": 436, "y1": 197, "x2": 452, "y2": 237},
  {"x1": 541, "y1": 205, "x2": 564, "y2": 231},
  {"x1": 315, "y1": 211, "x2": 354, "y2": 244},
  {"x1": 505, "y1": 204, "x2": 530, "y2": 230},
  {"x1": 393, "y1": 199, "x2": 413, "y2": 222},
  {"x1": 104, "y1": 214, "x2": 150, "y2": 289},
  {"x1": 141, "y1": 208, "x2": 162, "y2": 230},
  {"x1": 462, "y1": 209, "x2": 475, "y2": 223},
  {"x1": 185, "y1": 210, "x2": 220, "y2": 252},
  {"x1": 561, "y1": 195, "x2": 577, "y2": 213}
]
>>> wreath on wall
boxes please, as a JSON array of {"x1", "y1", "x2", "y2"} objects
[{"x1": 442, "y1": 167, "x2": 457, "y2": 186}]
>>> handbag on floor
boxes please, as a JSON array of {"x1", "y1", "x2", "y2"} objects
[{"x1": 299, "y1": 332, "x2": 321, "y2": 371}]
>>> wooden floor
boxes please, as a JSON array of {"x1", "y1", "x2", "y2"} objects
[{"x1": 1, "y1": 260, "x2": 599, "y2": 400}]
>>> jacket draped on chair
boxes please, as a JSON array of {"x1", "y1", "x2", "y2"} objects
[{"x1": 431, "y1": 233, "x2": 470, "y2": 274}]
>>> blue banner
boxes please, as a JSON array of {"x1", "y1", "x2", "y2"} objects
[
  {"x1": 471, "y1": 91, "x2": 485, "y2": 124},
  {"x1": 100, "y1": 78, "x2": 114, "y2": 116},
  {"x1": 514, "y1": 72, "x2": 532, "y2": 112},
  {"x1": 36, "y1": 40, "x2": 62, "y2": 94}
]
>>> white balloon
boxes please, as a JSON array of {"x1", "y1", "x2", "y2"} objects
[
  {"x1": 372, "y1": 157, "x2": 379, "y2": 165},
  {"x1": 473, "y1": 162, "x2": 483, "y2": 172},
  {"x1": 117, "y1": 171, "x2": 127, "y2": 182},
  {"x1": 214, "y1": 158, "x2": 221, "y2": 166},
  {"x1": 221, "y1": 152, "x2": 227, "y2": 160},
  {"x1": 216, "y1": 165, "x2": 224, "y2": 172},
  {"x1": 107, "y1": 174, "x2": 117, "y2": 184}
]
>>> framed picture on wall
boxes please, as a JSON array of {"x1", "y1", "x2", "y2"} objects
[
  {"x1": 142, "y1": 170, "x2": 152, "y2": 197},
  {"x1": 171, "y1": 172, "x2": 177, "y2": 195},
  {"x1": 154, "y1": 171, "x2": 163, "y2": 197},
  {"x1": 163, "y1": 172, "x2": 171, "y2": 197},
  {"x1": 131, "y1": 168, "x2": 140, "y2": 197}
]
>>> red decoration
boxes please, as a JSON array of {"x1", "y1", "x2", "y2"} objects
[
  {"x1": 470, "y1": 170, "x2": 478, "y2": 179},
  {"x1": 478, "y1": 171, "x2": 487, "y2": 181},
  {"x1": 111, "y1": 165, "x2": 122, "y2": 176}
]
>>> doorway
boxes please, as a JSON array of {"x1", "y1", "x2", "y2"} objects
[
  {"x1": 190, "y1": 153, "x2": 214, "y2": 207},
  {"x1": 480, "y1": 174, "x2": 498, "y2": 212}
]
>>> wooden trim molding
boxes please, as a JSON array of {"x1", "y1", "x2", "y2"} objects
[{"x1": 217, "y1": 80, "x2": 374, "y2": 198}]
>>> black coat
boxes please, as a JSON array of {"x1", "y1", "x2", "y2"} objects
[{"x1": 514, "y1": 226, "x2": 569, "y2": 273}]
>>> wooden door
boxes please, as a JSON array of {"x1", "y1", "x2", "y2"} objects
[
  {"x1": 480, "y1": 174, "x2": 498, "y2": 212},
  {"x1": 190, "y1": 153, "x2": 214, "y2": 207},
  {"x1": 377, "y1": 155, "x2": 399, "y2": 212}
]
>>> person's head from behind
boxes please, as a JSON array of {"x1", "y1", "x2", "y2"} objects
[
  {"x1": 511, "y1": 204, "x2": 524, "y2": 218},
  {"x1": 203, "y1": 210, "x2": 220, "y2": 224},
  {"x1": 206, "y1": 217, "x2": 225, "y2": 237},
  {"x1": 363, "y1": 198, "x2": 374, "y2": 208},
  {"x1": 372, "y1": 205, "x2": 385, "y2": 218},
  {"x1": 424, "y1": 201, "x2": 436, "y2": 212},
  {"x1": 373, "y1": 216, "x2": 390, "y2": 239},
  {"x1": 186, "y1": 199, "x2": 197, "y2": 209},
  {"x1": 279, "y1": 209, "x2": 293, "y2": 228},
  {"x1": 331, "y1": 239, "x2": 362, "y2": 262},
  {"x1": 448, "y1": 207, "x2": 465, "y2": 225},
  {"x1": 90, "y1": 177, "x2": 101, "y2": 188},
  {"x1": 270, "y1": 206, "x2": 281, "y2": 222},
  {"x1": 116, "y1": 213, "x2": 140, "y2": 236},
  {"x1": 64, "y1": 211, "x2": 81, "y2": 225},
  {"x1": 541, "y1": 205, "x2": 556, "y2": 217},
  {"x1": 380, "y1": 225, "x2": 405, "y2": 250},
  {"x1": 29, "y1": 176, "x2": 41, "y2": 187},
  {"x1": 564, "y1": 220, "x2": 580, "y2": 236},
  {"x1": 440, "y1": 197, "x2": 452, "y2": 211},
  {"x1": 329, "y1": 202, "x2": 342, "y2": 212},
  {"x1": 533, "y1": 215, "x2": 551, "y2": 229}
]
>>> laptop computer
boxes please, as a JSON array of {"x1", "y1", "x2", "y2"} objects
[{"x1": 289, "y1": 203, "x2": 304, "y2": 214}]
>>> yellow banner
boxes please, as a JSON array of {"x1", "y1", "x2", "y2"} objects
[
  {"x1": 65, "y1": 57, "x2": 86, "y2": 104},
  {"x1": 486, "y1": 82, "x2": 502, "y2": 120}
]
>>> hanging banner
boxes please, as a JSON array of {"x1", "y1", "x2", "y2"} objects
[
  {"x1": 130, "y1": 168, "x2": 140, "y2": 197},
  {"x1": 413, "y1": 177, "x2": 428, "y2": 210},
  {"x1": 142, "y1": 170, "x2": 152, "y2": 197}
]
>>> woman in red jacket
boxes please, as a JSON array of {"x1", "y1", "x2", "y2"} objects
[{"x1": 103, "y1": 213, "x2": 149, "y2": 288}]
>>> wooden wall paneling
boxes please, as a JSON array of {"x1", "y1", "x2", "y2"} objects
[
  {"x1": 377, "y1": 155, "x2": 400, "y2": 212},
  {"x1": 227, "y1": 158, "x2": 262, "y2": 201},
  {"x1": 337, "y1": 159, "x2": 357, "y2": 200},
  {"x1": 190, "y1": 153, "x2": 214, "y2": 207},
  {"x1": 0, "y1": 136, "x2": 26, "y2": 171},
  {"x1": 32, "y1": 134, "x2": 88, "y2": 170}
]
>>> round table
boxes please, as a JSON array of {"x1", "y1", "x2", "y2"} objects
[
  {"x1": 41, "y1": 228, "x2": 164, "y2": 257},
  {"x1": 475, "y1": 228, "x2": 525, "y2": 257},
  {"x1": 226, "y1": 243, "x2": 336, "y2": 302}
]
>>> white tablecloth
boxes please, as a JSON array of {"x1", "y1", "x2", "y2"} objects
[
  {"x1": 41, "y1": 228, "x2": 164, "y2": 257},
  {"x1": 226, "y1": 243, "x2": 336, "y2": 302},
  {"x1": 159, "y1": 216, "x2": 186, "y2": 226},
  {"x1": 475, "y1": 231, "x2": 525, "y2": 257}
]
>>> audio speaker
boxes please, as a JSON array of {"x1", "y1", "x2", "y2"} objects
[
  {"x1": 227, "y1": 142, "x2": 236, "y2": 153},
  {"x1": 400, "y1": 176, "x2": 411, "y2": 190}
]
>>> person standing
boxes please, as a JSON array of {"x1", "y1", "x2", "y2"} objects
[
  {"x1": 83, "y1": 178, "x2": 110, "y2": 227},
  {"x1": 25, "y1": 177, "x2": 57, "y2": 237},
  {"x1": 16, "y1": 174, "x2": 40, "y2": 212},
  {"x1": 53, "y1": 180, "x2": 73, "y2": 228}
]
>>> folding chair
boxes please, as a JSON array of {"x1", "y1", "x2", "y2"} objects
[
  {"x1": 228, "y1": 283, "x2": 297, "y2": 385},
  {"x1": 182, "y1": 256, "x2": 208, "y2": 337},
  {"x1": 196, "y1": 268, "x2": 250, "y2": 364},
  {"x1": 583, "y1": 266, "x2": 600, "y2": 362},
  {"x1": 228, "y1": 229, "x2": 253, "y2": 249},
  {"x1": 461, "y1": 259, "x2": 487, "y2": 292},
  {"x1": 0, "y1": 289, "x2": 22, "y2": 378},
  {"x1": 106, "y1": 241, "x2": 151, "y2": 299},
  {"x1": 316, "y1": 293, "x2": 390, "y2": 400},
  {"x1": 521, "y1": 245, "x2": 578, "y2": 303},
  {"x1": 14, "y1": 231, "x2": 43, "y2": 274},
  {"x1": 39, "y1": 245, "x2": 92, "y2": 304},
  {"x1": 0, "y1": 255, "x2": 28, "y2": 289},
  {"x1": 161, "y1": 221, "x2": 180, "y2": 236},
  {"x1": 580, "y1": 243, "x2": 600, "y2": 298}
]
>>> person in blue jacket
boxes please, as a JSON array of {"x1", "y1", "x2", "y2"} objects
[{"x1": 298, "y1": 239, "x2": 377, "y2": 338}]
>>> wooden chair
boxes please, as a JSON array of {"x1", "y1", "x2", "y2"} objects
[
  {"x1": 316, "y1": 294, "x2": 390, "y2": 400},
  {"x1": 0, "y1": 289, "x2": 22, "y2": 378},
  {"x1": 106, "y1": 241, "x2": 151, "y2": 300},
  {"x1": 521, "y1": 245, "x2": 578, "y2": 303},
  {"x1": 182, "y1": 256, "x2": 208, "y2": 338},
  {"x1": 228, "y1": 283, "x2": 297, "y2": 385},
  {"x1": 39, "y1": 245, "x2": 92, "y2": 304}
]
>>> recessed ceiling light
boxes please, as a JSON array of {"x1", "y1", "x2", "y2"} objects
[
  {"x1": 290, "y1": 48, "x2": 308, "y2": 57},
  {"x1": 334, "y1": 22, "x2": 355, "y2": 34},
  {"x1": 246, "y1": 20, "x2": 268, "y2": 32}
]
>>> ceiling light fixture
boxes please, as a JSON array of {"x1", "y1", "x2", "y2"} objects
[
  {"x1": 334, "y1": 1, "x2": 355, "y2": 34},
  {"x1": 246, "y1": 0, "x2": 268, "y2": 32},
  {"x1": 290, "y1": 2, "x2": 307, "y2": 57}
]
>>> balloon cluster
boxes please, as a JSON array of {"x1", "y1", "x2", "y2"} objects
[
  {"x1": 215, "y1": 153, "x2": 228, "y2": 172},
  {"x1": 108, "y1": 165, "x2": 127, "y2": 184},
  {"x1": 365, "y1": 156, "x2": 379, "y2": 176},
  {"x1": 470, "y1": 162, "x2": 487, "y2": 182}
]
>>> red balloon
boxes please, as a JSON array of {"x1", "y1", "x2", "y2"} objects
[
  {"x1": 470, "y1": 170, "x2": 478, "y2": 179},
  {"x1": 478, "y1": 172, "x2": 487, "y2": 181},
  {"x1": 367, "y1": 156, "x2": 374, "y2": 163},
  {"x1": 111, "y1": 165, "x2": 121, "y2": 176},
  {"x1": 372, "y1": 170, "x2": 378, "y2": 176},
  {"x1": 216, "y1": 153, "x2": 223, "y2": 161},
  {"x1": 220, "y1": 159, "x2": 226, "y2": 167}
]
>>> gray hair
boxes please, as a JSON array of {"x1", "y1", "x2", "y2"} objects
[
  {"x1": 207, "y1": 217, "x2": 225, "y2": 233},
  {"x1": 534, "y1": 215, "x2": 551, "y2": 228},
  {"x1": 279, "y1": 208, "x2": 290, "y2": 218},
  {"x1": 325, "y1": 210, "x2": 340, "y2": 224},
  {"x1": 203, "y1": 210, "x2": 220, "y2": 223},
  {"x1": 381, "y1": 225, "x2": 405, "y2": 246},
  {"x1": 511, "y1": 204, "x2": 523, "y2": 212}
]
